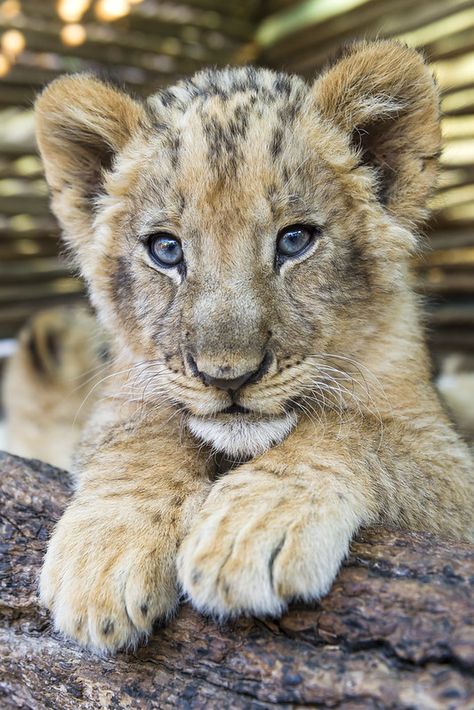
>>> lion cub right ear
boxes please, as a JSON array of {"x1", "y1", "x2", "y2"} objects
[
  {"x1": 35, "y1": 74, "x2": 146, "y2": 251},
  {"x1": 312, "y1": 41, "x2": 441, "y2": 230}
]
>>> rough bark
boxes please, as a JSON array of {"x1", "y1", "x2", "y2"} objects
[{"x1": 0, "y1": 451, "x2": 473, "y2": 709}]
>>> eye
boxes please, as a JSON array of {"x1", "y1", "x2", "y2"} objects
[
  {"x1": 276, "y1": 224, "x2": 319, "y2": 263},
  {"x1": 147, "y1": 233, "x2": 183, "y2": 268}
]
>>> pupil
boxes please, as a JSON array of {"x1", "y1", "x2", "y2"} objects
[
  {"x1": 163, "y1": 242, "x2": 176, "y2": 255},
  {"x1": 276, "y1": 224, "x2": 318, "y2": 262},
  {"x1": 283, "y1": 229, "x2": 307, "y2": 253},
  {"x1": 150, "y1": 235, "x2": 182, "y2": 266}
]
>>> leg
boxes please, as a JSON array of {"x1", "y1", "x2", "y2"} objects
[
  {"x1": 179, "y1": 413, "x2": 473, "y2": 617},
  {"x1": 40, "y1": 402, "x2": 212, "y2": 652}
]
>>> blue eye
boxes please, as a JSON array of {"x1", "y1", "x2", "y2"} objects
[
  {"x1": 276, "y1": 224, "x2": 319, "y2": 263},
  {"x1": 147, "y1": 233, "x2": 183, "y2": 268}
]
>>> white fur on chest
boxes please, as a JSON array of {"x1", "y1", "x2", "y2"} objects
[{"x1": 187, "y1": 412, "x2": 297, "y2": 458}]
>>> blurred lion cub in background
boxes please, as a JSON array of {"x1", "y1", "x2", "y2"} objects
[
  {"x1": 2, "y1": 305, "x2": 107, "y2": 469},
  {"x1": 9, "y1": 40, "x2": 474, "y2": 653}
]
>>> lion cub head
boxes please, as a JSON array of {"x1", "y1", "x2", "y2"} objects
[{"x1": 35, "y1": 40, "x2": 440, "y2": 458}]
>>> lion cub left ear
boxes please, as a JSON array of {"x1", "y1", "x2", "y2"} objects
[
  {"x1": 35, "y1": 74, "x2": 147, "y2": 251},
  {"x1": 313, "y1": 40, "x2": 441, "y2": 228}
]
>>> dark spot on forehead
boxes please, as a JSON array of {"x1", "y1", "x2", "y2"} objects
[
  {"x1": 278, "y1": 100, "x2": 301, "y2": 126},
  {"x1": 159, "y1": 88, "x2": 177, "y2": 108},
  {"x1": 206, "y1": 78, "x2": 229, "y2": 101},
  {"x1": 168, "y1": 134, "x2": 181, "y2": 171},
  {"x1": 162, "y1": 66, "x2": 306, "y2": 113},
  {"x1": 180, "y1": 77, "x2": 201, "y2": 99},
  {"x1": 234, "y1": 102, "x2": 251, "y2": 129},
  {"x1": 147, "y1": 67, "x2": 309, "y2": 188},
  {"x1": 152, "y1": 119, "x2": 170, "y2": 134},
  {"x1": 203, "y1": 115, "x2": 245, "y2": 179},
  {"x1": 273, "y1": 74, "x2": 293, "y2": 97},
  {"x1": 270, "y1": 126, "x2": 284, "y2": 159}
]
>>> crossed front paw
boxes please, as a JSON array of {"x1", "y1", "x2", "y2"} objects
[
  {"x1": 40, "y1": 504, "x2": 178, "y2": 653},
  {"x1": 177, "y1": 468, "x2": 354, "y2": 618}
]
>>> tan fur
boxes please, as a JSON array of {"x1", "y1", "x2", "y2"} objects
[
  {"x1": 3, "y1": 305, "x2": 106, "y2": 469},
  {"x1": 33, "y1": 40, "x2": 473, "y2": 653}
]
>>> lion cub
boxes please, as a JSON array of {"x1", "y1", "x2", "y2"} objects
[
  {"x1": 3, "y1": 305, "x2": 106, "y2": 469},
  {"x1": 35, "y1": 40, "x2": 473, "y2": 652}
]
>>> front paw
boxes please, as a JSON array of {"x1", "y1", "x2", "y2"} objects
[
  {"x1": 40, "y1": 503, "x2": 178, "y2": 653},
  {"x1": 178, "y1": 468, "x2": 357, "y2": 618}
]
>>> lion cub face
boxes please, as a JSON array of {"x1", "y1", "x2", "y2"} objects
[{"x1": 35, "y1": 42, "x2": 440, "y2": 457}]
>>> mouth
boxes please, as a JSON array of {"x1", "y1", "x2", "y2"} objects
[
  {"x1": 183, "y1": 398, "x2": 295, "y2": 422},
  {"x1": 219, "y1": 403, "x2": 251, "y2": 415}
]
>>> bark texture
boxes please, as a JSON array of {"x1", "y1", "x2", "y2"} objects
[{"x1": 0, "y1": 451, "x2": 473, "y2": 709}]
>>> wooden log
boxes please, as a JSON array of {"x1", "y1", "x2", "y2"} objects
[{"x1": 0, "y1": 452, "x2": 473, "y2": 708}]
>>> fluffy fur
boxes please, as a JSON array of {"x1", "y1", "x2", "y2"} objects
[
  {"x1": 34, "y1": 40, "x2": 473, "y2": 653},
  {"x1": 2, "y1": 305, "x2": 105, "y2": 469},
  {"x1": 187, "y1": 411, "x2": 297, "y2": 458}
]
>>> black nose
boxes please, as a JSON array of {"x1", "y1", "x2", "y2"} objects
[
  {"x1": 189, "y1": 352, "x2": 272, "y2": 392},
  {"x1": 201, "y1": 371, "x2": 254, "y2": 391}
]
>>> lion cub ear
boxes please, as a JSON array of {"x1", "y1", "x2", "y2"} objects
[
  {"x1": 312, "y1": 40, "x2": 441, "y2": 228},
  {"x1": 35, "y1": 74, "x2": 146, "y2": 249}
]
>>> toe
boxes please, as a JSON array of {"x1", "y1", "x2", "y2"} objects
[{"x1": 124, "y1": 556, "x2": 178, "y2": 632}]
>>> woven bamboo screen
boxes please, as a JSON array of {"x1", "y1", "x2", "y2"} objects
[
  {"x1": 0, "y1": 0, "x2": 473, "y2": 359},
  {"x1": 256, "y1": 0, "x2": 474, "y2": 358}
]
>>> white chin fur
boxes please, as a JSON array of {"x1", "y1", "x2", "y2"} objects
[{"x1": 187, "y1": 412, "x2": 297, "y2": 458}]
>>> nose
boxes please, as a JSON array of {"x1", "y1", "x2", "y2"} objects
[
  {"x1": 201, "y1": 370, "x2": 254, "y2": 391},
  {"x1": 188, "y1": 352, "x2": 272, "y2": 392}
]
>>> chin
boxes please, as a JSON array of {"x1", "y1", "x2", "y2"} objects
[{"x1": 186, "y1": 410, "x2": 297, "y2": 459}]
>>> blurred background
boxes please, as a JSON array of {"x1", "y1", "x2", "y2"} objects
[{"x1": 0, "y1": 0, "x2": 473, "y2": 451}]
